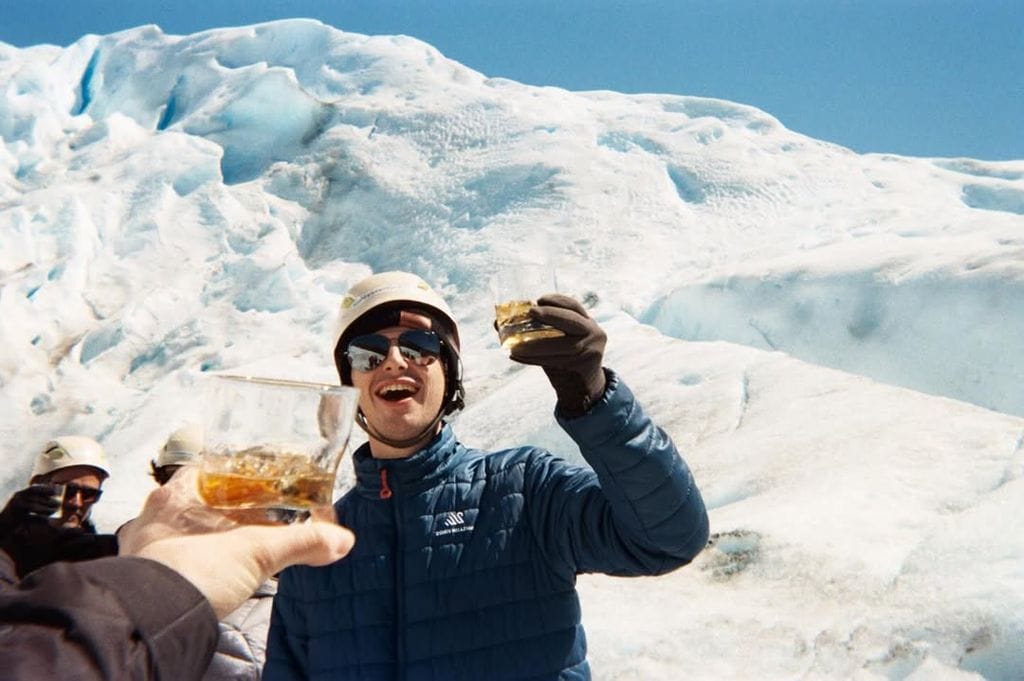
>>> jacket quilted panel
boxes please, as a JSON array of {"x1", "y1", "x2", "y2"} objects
[{"x1": 204, "y1": 579, "x2": 277, "y2": 680}]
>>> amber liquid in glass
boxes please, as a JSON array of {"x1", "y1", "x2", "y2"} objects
[
  {"x1": 494, "y1": 300, "x2": 565, "y2": 350},
  {"x1": 198, "y1": 447, "x2": 333, "y2": 510}
]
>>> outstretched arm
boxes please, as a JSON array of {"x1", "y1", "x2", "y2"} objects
[
  {"x1": 512, "y1": 295, "x2": 708, "y2": 576},
  {"x1": 0, "y1": 550, "x2": 218, "y2": 681},
  {"x1": 527, "y1": 373, "x2": 709, "y2": 576}
]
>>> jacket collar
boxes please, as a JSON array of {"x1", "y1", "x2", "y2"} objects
[{"x1": 351, "y1": 425, "x2": 457, "y2": 497}]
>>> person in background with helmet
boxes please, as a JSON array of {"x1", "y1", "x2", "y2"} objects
[
  {"x1": 264, "y1": 271, "x2": 710, "y2": 681},
  {"x1": 151, "y1": 423, "x2": 203, "y2": 485},
  {"x1": 142, "y1": 423, "x2": 279, "y2": 681},
  {"x1": 0, "y1": 436, "x2": 118, "y2": 578}
]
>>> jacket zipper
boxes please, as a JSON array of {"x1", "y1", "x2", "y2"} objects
[{"x1": 381, "y1": 466, "x2": 405, "y2": 679}]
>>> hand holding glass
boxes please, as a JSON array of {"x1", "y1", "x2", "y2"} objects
[
  {"x1": 27, "y1": 483, "x2": 65, "y2": 519},
  {"x1": 492, "y1": 263, "x2": 566, "y2": 350},
  {"x1": 197, "y1": 376, "x2": 359, "y2": 519}
]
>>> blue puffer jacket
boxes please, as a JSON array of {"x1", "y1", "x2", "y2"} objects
[{"x1": 264, "y1": 373, "x2": 709, "y2": 681}]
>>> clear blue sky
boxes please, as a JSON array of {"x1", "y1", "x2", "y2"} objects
[{"x1": 2, "y1": 0, "x2": 1021, "y2": 161}]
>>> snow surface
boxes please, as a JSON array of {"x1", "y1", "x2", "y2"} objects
[{"x1": 2, "y1": 19, "x2": 1023, "y2": 680}]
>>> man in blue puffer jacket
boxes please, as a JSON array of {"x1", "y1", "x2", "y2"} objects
[{"x1": 264, "y1": 271, "x2": 709, "y2": 681}]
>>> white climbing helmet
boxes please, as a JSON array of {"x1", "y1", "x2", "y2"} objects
[
  {"x1": 31, "y1": 436, "x2": 110, "y2": 480},
  {"x1": 155, "y1": 424, "x2": 204, "y2": 467},
  {"x1": 333, "y1": 271, "x2": 460, "y2": 351}
]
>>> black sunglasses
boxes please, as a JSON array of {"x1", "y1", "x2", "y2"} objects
[
  {"x1": 63, "y1": 482, "x2": 103, "y2": 503},
  {"x1": 345, "y1": 330, "x2": 443, "y2": 373}
]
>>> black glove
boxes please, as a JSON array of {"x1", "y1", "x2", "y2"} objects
[
  {"x1": 509, "y1": 294, "x2": 607, "y2": 417},
  {"x1": 1, "y1": 484, "x2": 62, "y2": 523}
]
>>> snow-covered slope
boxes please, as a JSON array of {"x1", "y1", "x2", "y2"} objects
[{"x1": 2, "y1": 19, "x2": 1023, "y2": 679}]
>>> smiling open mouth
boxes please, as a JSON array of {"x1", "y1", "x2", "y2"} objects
[{"x1": 377, "y1": 383, "x2": 419, "y2": 402}]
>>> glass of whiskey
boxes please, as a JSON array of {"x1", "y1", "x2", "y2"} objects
[
  {"x1": 197, "y1": 375, "x2": 359, "y2": 522},
  {"x1": 492, "y1": 262, "x2": 566, "y2": 350}
]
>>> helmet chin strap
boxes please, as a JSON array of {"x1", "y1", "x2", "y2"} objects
[{"x1": 355, "y1": 406, "x2": 446, "y2": 451}]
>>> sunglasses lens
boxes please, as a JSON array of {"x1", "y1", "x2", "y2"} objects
[
  {"x1": 346, "y1": 335, "x2": 391, "y2": 372},
  {"x1": 64, "y1": 483, "x2": 102, "y2": 503},
  {"x1": 346, "y1": 331, "x2": 443, "y2": 372},
  {"x1": 397, "y1": 330, "x2": 442, "y2": 365}
]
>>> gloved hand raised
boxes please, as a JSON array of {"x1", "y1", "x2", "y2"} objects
[
  {"x1": 1, "y1": 484, "x2": 62, "y2": 522},
  {"x1": 509, "y1": 294, "x2": 607, "y2": 417}
]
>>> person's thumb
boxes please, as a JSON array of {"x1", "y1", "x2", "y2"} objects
[
  {"x1": 134, "y1": 520, "x2": 356, "y2": 618},
  {"x1": 257, "y1": 520, "x2": 356, "y2": 574}
]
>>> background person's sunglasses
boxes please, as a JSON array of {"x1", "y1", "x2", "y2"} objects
[
  {"x1": 63, "y1": 482, "x2": 103, "y2": 503},
  {"x1": 345, "y1": 330, "x2": 442, "y2": 372}
]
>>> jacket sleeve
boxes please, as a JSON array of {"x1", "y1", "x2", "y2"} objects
[
  {"x1": 526, "y1": 370, "x2": 710, "y2": 577},
  {"x1": 0, "y1": 553, "x2": 218, "y2": 681},
  {"x1": 262, "y1": 569, "x2": 309, "y2": 681},
  {"x1": 205, "y1": 580, "x2": 276, "y2": 681}
]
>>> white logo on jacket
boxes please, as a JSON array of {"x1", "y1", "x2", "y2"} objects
[{"x1": 435, "y1": 510, "x2": 474, "y2": 536}]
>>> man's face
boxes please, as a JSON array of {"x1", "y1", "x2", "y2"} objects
[
  {"x1": 350, "y1": 324, "x2": 447, "y2": 452},
  {"x1": 44, "y1": 466, "x2": 105, "y2": 528}
]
